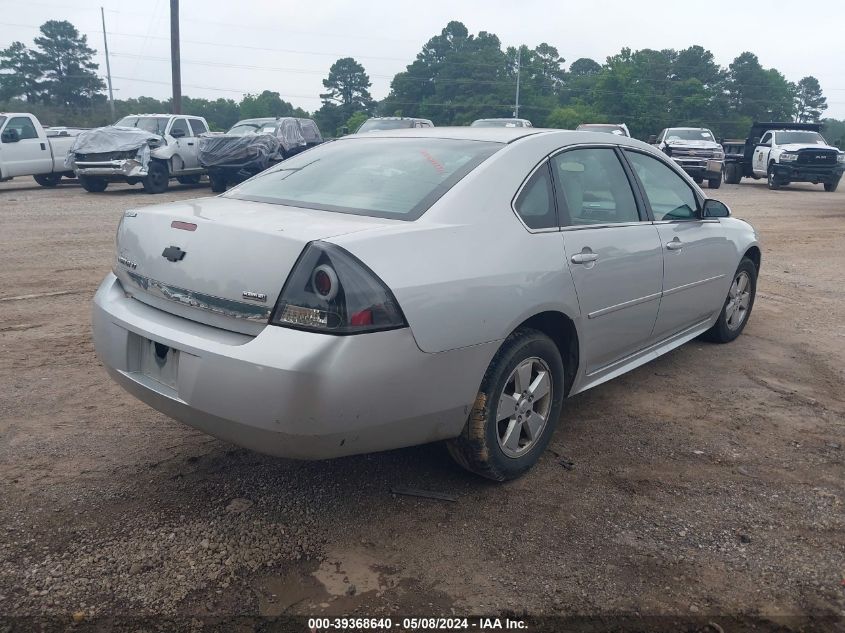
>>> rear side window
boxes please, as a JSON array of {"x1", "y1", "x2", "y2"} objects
[
  {"x1": 514, "y1": 163, "x2": 557, "y2": 229},
  {"x1": 189, "y1": 119, "x2": 208, "y2": 136},
  {"x1": 227, "y1": 137, "x2": 501, "y2": 220},
  {"x1": 551, "y1": 148, "x2": 640, "y2": 226},
  {"x1": 625, "y1": 150, "x2": 699, "y2": 221}
]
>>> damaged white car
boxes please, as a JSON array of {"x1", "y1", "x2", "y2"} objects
[{"x1": 67, "y1": 114, "x2": 209, "y2": 194}]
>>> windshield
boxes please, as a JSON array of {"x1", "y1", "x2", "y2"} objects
[
  {"x1": 775, "y1": 131, "x2": 827, "y2": 145},
  {"x1": 116, "y1": 116, "x2": 168, "y2": 135},
  {"x1": 357, "y1": 119, "x2": 415, "y2": 132},
  {"x1": 471, "y1": 119, "x2": 523, "y2": 128},
  {"x1": 578, "y1": 124, "x2": 626, "y2": 135},
  {"x1": 227, "y1": 123, "x2": 262, "y2": 136},
  {"x1": 665, "y1": 128, "x2": 714, "y2": 142},
  {"x1": 226, "y1": 137, "x2": 501, "y2": 220}
]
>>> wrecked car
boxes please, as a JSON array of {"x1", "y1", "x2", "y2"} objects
[
  {"x1": 68, "y1": 114, "x2": 209, "y2": 194},
  {"x1": 198, "y1": 117, "x2": 323, "y2": 193}
]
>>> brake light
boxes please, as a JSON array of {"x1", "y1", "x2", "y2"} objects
[{"x1": 270, "y1": 242, "x2": 406, "y2": 335}]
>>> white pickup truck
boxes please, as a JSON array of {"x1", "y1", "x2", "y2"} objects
[
  {"x1": 0, "y1": 113, "x2": 80, "y2": 187},
  {"x1": 67, "y1": 114, "x2": 210, "y2": 194}
]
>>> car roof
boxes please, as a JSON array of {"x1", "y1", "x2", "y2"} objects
[
  {"x1": 120, "y1": 113, "x2": 205, "y2": 120},
  {"x1": 366, "y1": 116, "x2": 432, "y2": 122},
  {"x1": 667, "y1": 126, "x2": 711, "y2": 131},
  {"x1": 343, "y1": 126, "x2": 651, "y2": 148}
]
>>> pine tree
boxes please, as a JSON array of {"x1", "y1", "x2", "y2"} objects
[{"x1": 794, "y1": 76, "x2": 827, "y2": 122}]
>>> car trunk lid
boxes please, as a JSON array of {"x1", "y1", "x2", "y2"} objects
[{"x1": 114, "y1": 196, "x2": 397, "y2": 335}]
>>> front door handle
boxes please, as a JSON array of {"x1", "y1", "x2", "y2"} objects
[
  {"x1": 571, "y1": 251, "x2": 598, "y2": 264},
  {"x1": 666, "y1": 238, "x2": 684, "y2": 251}
]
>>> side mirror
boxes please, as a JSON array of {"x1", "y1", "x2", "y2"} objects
[
  {"x1": 1, "y1": 128, "x2": 20, "y2": 143},
  {"x1": 648, "y1": 135, "x2": 658, "y2": 144},
  {"x1": 170, "y1": 128, "x2": 186, "y2": 139},
  {"x1": 702, "y1": 199, "x2": 730, "y2": 218}
]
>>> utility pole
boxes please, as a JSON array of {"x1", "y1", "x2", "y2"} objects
[
  {"x1": 100, "y1": 7, "x2": 115, "y2": 120},
  {"x1": 170, "y1": 0, "x2": 181, "y2": 114},
  {"x1": 514, "y1": 47, "x2": 521, "y2": 119}
]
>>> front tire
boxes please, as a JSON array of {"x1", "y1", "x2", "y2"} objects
[
  {"x1": 142, "y1": 161, "x2": 170, "y2": 194},
  {"x1": 78, "y1": 176, "x2": 108, "y2": 193},
  {"x1": 447, "y1": 328, "x2": 565, "y2": 481},
  {"x1": 708, "y1": 174, "x2": 722, "y2": 189},
  {"x1": 33, "y1": 174, "x2": 62, "y2": 187},
  {"x1": 209, "y1": 173, "x2": 227, "y2": 193},
  {"x1": 824, "y1": 179, "x2": 839, "y2": 192},
  {"x1": 700, "y1": 257, "x2": 757, "y2": 344},
  {"x1": 767, "y1": 165, "x2": 781, "y2": 190}
]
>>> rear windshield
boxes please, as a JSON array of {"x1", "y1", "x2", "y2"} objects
[
  {"x1": 226, "y1": 137, "x2": 501, "y2": 220},
  {"x1": 578, "y1": 124, "x2": 626, "y2": 135},
  {"x1": 775, "y1": 131, "x2": 826, "y2": 145},
  {"x1": 357, "y1": 119, "x2": 415, "y2": 132},
  {"x1": 116, "y1": 116, "x2": 168, "y2": 135}
]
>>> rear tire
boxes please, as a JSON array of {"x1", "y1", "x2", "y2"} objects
[
  {"x1": 33, "y1": 174, "x2": 62, "y2": 187},
  {"x1": 142, "y1": 161, "x2": 170, "y2": 194},
  {"x1": 724, "y1": 163, "x2": 742, "y2": 184},
  {"x1": 209, "y1": 173, "x2": 227, "y2": 193},
  {"x1": 767, "y1": 164, "x2": 781, "y2": 190},
  {"x1": 824, "y1": 179, "x2": 839, "y2": 192},
  {"x1": 446, "y1": 328, "x2": 565, "y2": 481},
  {"x1": 177, "y1": 174, "x2": 201, "y2": 185},
  {"x1": 78, "y1": 176, "x2": 108, "y2": 193},
  {"x1": 700, "y1": 257, "x2": 757, "y2": 344},
  {"x1": 708, "y1": 175, "x2": 722, "y2": 189}
]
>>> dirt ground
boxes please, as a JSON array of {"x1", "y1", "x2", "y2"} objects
[{"x1": 0, "y1": 175, "x2": 843, "y2": 631}]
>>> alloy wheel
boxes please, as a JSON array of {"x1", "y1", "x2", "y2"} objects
[
  {"x1": 496, "y1": 357, "x2": 553, "y2": 458},
  {"x1": 725, "y1": 271, "x2": 752, "y2": 331}
]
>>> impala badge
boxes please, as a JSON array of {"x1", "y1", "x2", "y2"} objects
[
  {"x1": 242, "y1": 291, "x2": 267, "y2": 302},
  {"x1": 118, "y1": 255, "x2": 137, "y2": 269}
]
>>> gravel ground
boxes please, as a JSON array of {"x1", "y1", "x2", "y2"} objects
[{"x1": 0, "y1": 175, "x2": 843, "y2": 630}]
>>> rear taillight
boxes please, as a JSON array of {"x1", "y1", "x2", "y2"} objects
[{"x1": 270, "y1": 242, "x2": 406, "y2": 335}]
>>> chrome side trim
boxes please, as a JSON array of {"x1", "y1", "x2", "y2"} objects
[
  {"x1": 663, "y1": 274, "x2": 725, "y2": 297},
  {"x1": 125, "y1": 271, "x2": 271, "y2": 322},
  {"x1": 587, "y1": 291, "x2": 662, "y2": 319}
]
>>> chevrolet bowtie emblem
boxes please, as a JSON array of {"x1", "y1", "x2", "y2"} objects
[{"x1": 162, "y1": 245, "x2": 186, "y2": 262}]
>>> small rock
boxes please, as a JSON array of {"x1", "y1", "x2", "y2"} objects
[
  {"x1": 72, "y1": 611, "x2": 85, "y2": 623},
  {"x1": 345, "y1": 584, "x2": 357, "y2": 596},
  {"x1": 739, "y1": 534, "x2": 751, "y2": 544},
  {"x1": 225, "y1": 498, "x2": 253, "y2": 514}
]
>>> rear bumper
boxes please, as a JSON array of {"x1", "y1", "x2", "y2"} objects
[
  {"x1": 92, "y1": 274, "x2": 494, "y2": 459},
  {"x1": 771, "y1": 163, "x2": 844, "y2": 183}
]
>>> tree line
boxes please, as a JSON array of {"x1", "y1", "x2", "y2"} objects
[{"x1": 1, "y1": 20, "x2": 839, "y2": 143}]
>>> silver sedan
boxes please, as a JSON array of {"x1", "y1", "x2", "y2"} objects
[{"x1": 92, "y1": 128, "x2": 760, "y2": 480}]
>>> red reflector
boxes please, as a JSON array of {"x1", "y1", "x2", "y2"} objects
[
  {"x1": 350, "y1": 309, "x2": 373, "y2": 326},
  {"x1": 171, "y1": 221, "x2": 197, "y2": 231}
]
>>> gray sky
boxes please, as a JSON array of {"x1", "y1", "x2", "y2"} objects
[{"x1": 2, "y1": 0, "x2": 844, "y2": 119}]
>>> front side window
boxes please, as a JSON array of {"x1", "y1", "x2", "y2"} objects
[
  {"x1": 514, "y1": 162, "x2": 556, "y2": 230},
  {"x1": 625, "y1": 151, "x2": 699, "y2": 221},
  {"x1": 5, "y1": 116, "x2": 38, "y2": 140},
  {"x1": 760, "y1": 132, "x2": 772, "y2": 145},
  {"x1": 169, "y1": 118, "x2": 190, "y2": 137},
  {"x1": 551, "y1": 148, "x2": 640, "y2": 226},
  {"x1": 227, "y1": 137, "x2": 501, "y2": 220}
]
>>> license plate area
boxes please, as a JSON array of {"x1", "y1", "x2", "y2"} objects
[{"x1": 138, "y1": 338, "x2": 180, "y2": 390}]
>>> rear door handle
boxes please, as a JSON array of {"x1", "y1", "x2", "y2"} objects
[
  {"x1": 665, "y1": 238, "x2": 683, "y2": 251},
  {"x1": 570, "y1": 252, "x2": 598, "y2": 264},
  {"x1": 187, "y1": 142, "x2": 194, "y2": 146}
]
